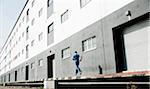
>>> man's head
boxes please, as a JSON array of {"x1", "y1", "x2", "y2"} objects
[{"x1": 75, "y1": 51, "x2": 77, "y2": 53}]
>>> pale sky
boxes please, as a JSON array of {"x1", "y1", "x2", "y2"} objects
[{"x1": 0, "y1": 0, "x2": 26, "y2": 51}]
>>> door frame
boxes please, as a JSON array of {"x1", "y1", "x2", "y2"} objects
[
  {"x1": 25, "y1": 65, "x2": 29, "y2": 80},
  {"x1": 112, "y1": 12, "x2": 149, "y2": 73},
  {"x1": 47, "y1": 54, "x2": 55, "y2": 78}
]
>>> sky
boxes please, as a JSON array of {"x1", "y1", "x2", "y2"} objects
[{"x1": 0, "y1": 0, "x2": 27, "y2": 51}]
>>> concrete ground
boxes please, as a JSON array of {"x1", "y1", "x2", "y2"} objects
[{"x1": 0, "y1": 86, "x2": 43, "y2": 89}]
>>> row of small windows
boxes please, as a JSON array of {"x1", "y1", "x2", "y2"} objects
[
  {"x1": 0, "y1": 36, "x2": 95, "y2": 76},
  {"x1": 0, "y1": 0, "x2": 92, "y2": 70},
  {"x1": 62, "y1": 36, "x2": 96, "y2": 59},
  {"x1": 26, "y1": 7, "x2": 43, "y2": 25},
  {"x1": 12, "y1": 37, "x2": 96, "y2": 68},
  {"x1": 25, "y1": 32, "x2": 43, "y2": 59},
  {"x1": 47, "y1": 0, "x2": 91, "y2": 9},
  {"x1": 1, "y1": 27, "x2": 41, "y2": 71},
  {"x1": 0, "y1": 58, "x2": 43, "y2": 82},
  {"x1": 60, "y1": 0, "x2": 92, "y2": 23},
  {"x1": 2, "y1": 14, "x2": 36, "y2": 58},
  {"x1": 9, "y1": 4, "x2": 36, "y2": 48},
  {"x1": 14, "y1": 31, "x2": 42, "y2": 59},
  {"x1": 2, "y1": 0, "x2": 91, "y2": 56},
  {"x1": 1, "y1": 35, "x2": 41, "y2": 70},
  {"x1": 0, "y1": 0, "x2": 39, "y2": 73}
]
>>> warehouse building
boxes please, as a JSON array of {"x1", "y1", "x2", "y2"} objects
[{"x1": 0, "y1": 0, "x2": 149, "y2": 84}]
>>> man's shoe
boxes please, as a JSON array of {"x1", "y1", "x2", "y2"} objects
[{"x1": 80, "y1": 72, "x2": 82, "y2": 75}]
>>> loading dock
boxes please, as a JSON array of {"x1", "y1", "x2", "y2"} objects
[{"x1": 113, "y1": 13, "x2": 149, "y2": 73}]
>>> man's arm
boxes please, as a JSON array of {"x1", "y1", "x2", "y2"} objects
[
  {"x1": 80, "y1": 56, "x2": 82, "y2": 62},
  {"x1": 72, "y1": 54, "x2": 75, "y2": 60}
]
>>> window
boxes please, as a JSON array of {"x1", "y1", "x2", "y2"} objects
[
  {"x1": 61, "y1": 10, "x2": 69, "y2": 23},
  {"x1": 48, "y1": 22, "x2": 54, "y2": 33},
  {"x1": 31, "y1": 18, "x2": 35, "y2": 26},
  {"x1": 16, "y1": 41, "x2": 18, "y2": 45},
  {"x1": 31, "y1": 62, "x2": 35, "y2": 69},
  {"x1": 14, "y1": 55, "x2": 17, "y2": 60},
  {"x1": 22, "y1": 16, "x2": 24, "y2": 23},
  {"x1": 38, "y1": 59, "x2": 43, "y2": 66},
  {"x1": 9, "y1": 39, "x2": 12, "y2": 47},
  {"x1": 26, "y1": 26, "x2": 29, "y2": 40},
  {"x1": 22, "y1": 49, "x2": 24, "y2": 54},
  {"x1": 39, "y1": 8, "x2": 43, "y2": 17},
  {"x1": 5, "y1": 46, "x2": 7, "y2": 53},
  {"x1": 26, "y1": 9, "x2": 29, "y2": 22},
  {"x1": 22, "y1": 32, "x2": 24, "y2": 37},
  {"x1": 62, "y1": 47, "x2": 70, "y2": 59},
  {"x1": 47, "y1": 0, "x2": 53, "y2": 18},
  {"x1": 82, "y1": 36, "x2": 96, "y2": 51},
  {"x1": 16, "y1": 28, "x2": 18, "y2": 32},
  {"x1": 26, "y1": 45, "x2": 29, "y2": 58},
  {"x1": 13, "y1": 44, "x2": 15, "y2": 48},
  {"x1": 18, "y1": 52, "x2": 20, "y2": 57},
  {"x1": 38, "y1": 32, "x2": 43, "y2": 41},
  {"x1": 14, "y1": 32, "x2": 16, "y2": 37},
  {"x1": 9, "y1": 51, "x2": 11, "y2": 58},
  {"x1": 47, "y1": 22, "x2": 54, "y2": 46},
  {"x1": 12, "y1": 35, "x2": 14, "y2": 40},
  {"x1": 31, "y1": 40, "x2": 35, "y2": 46},
  {"x1": 32, "y1": 0, "x2": 35, "y2": 7},
  {"x1": 47, "y1": 0, "x2": 53, "y2": 7},
  {"x1": 19, "y1": 36, "x2": 21, "y2": 41},
  {"x1": 80, "y1": 0, "x2": 91, "y2": 8},
  {"x1": 9, "y1": 62, "x2": 11, "y2": 69},
  {"x1": 19, "y1": 23, "x2": 21, "y2": 27}
]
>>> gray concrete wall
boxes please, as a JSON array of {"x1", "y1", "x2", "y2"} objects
[
  {"x1": 51, "y1": 20, "x2": 105, "y2": 77},
  {"x1": 101, "y1": 0, "x2": 149, "y2": 73}
]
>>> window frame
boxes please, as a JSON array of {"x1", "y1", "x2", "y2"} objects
[
  {"x1": 26, "y1": 44, "x2": 29, "y2": 59},
  {"x1": 38, "y1": 32, "x2": 43, "y2": 41},
  {"x1": 38, "y1": 59, "x2": 43, "y2": 67},
  {"x1": 48, "y1": 22, "x2": 54, "y2": 33},
  {"x1": 47, "y1": 0, "x2": 53, "y2": 7},
  {"x1": 112, "y1": 12, "x2": 149, "y2": 73},
  {"x1": 26, "y1": 9, "x2": 29, "y2": 22},
  {"x1": 82, "y1": 36, "x2": 96, "y2": 52},
  {"x1": 32, "y1": 0, "x2": 35, "y2": 7},
  {"x1": 31, "y1": 18, "x2": 35, "y2": 26},
  {"x1": 80, "y1": 0, "x2": 92, "y2": 8},
  {"x1": 39, "y1": 8, "x2": 43, "y2": 17},
  {"x1": 61, "y1": 10, "x2": 69, "y2": 23},
  {"x1": 26, "y1": 26, "x2": 29, "y2": 40},
  {"x1": 31, "y1": 40, "x2": 35, "y2": 47},
  {"x1": 62, "y1": 47, "x2": 70, "y2": 59},
  {"x1": 31, "y1": 62, "x2": 35, "y2": 69}
]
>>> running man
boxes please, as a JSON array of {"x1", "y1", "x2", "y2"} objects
[{"x1": 72, "y1": 51, "x2": 82, "y2": 75}]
